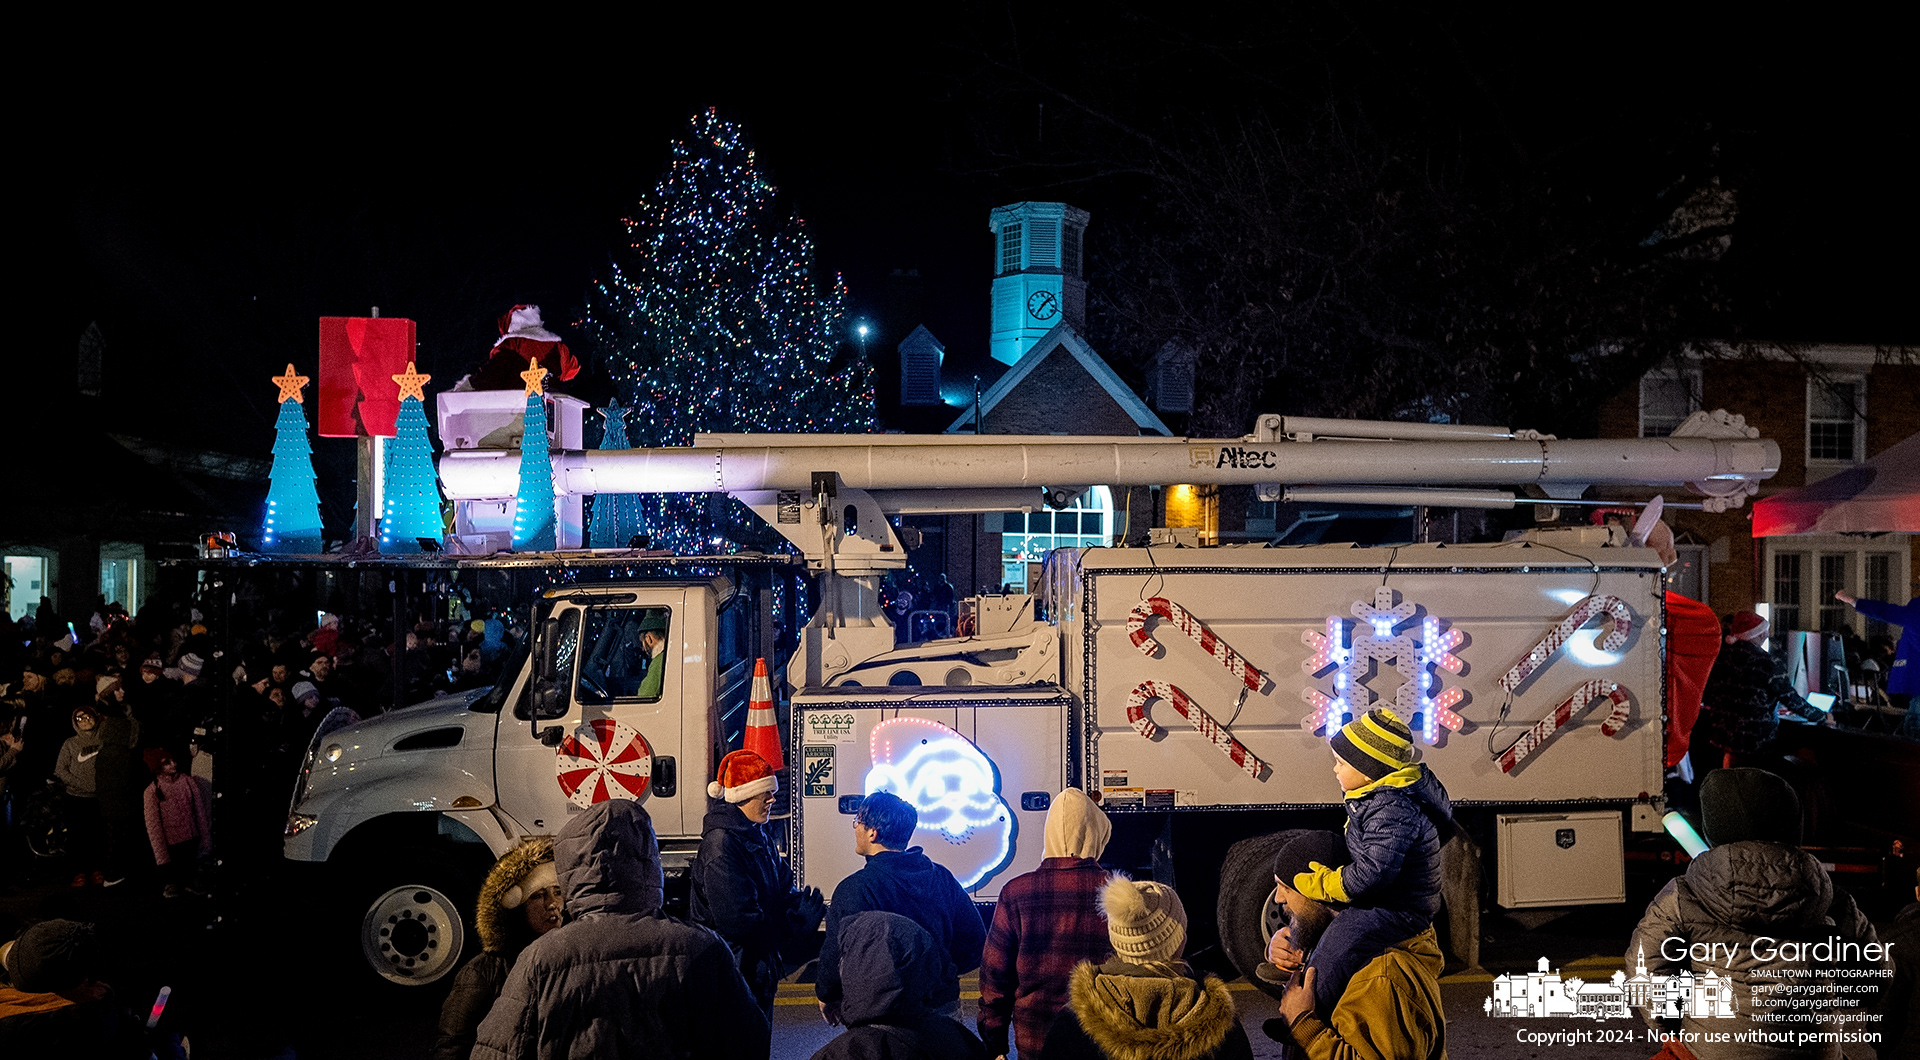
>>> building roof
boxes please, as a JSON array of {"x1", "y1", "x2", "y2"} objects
[{"x1": 946, "y1": 323, "x2": 1170, "y2": 435}]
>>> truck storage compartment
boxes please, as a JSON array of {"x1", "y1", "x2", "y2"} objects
[
  {"x1": 1495, "y1": 810, "x2": 1626, "y2": 908},
  {"x1": 793, "y1": 687, "x2": 1070, "y2": 901}
]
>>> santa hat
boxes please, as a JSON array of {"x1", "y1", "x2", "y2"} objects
[
  {"x1": 492, "y1": 304, "x2": 563, "y2": 347},
  {"x1": 707, "y1": 749, "x2": 779, "y2": 804},
  {"x1": 1727, "y1": 612, "x2": 1769, "y2": 644},
  {"x1": 500, "y1": 860, "x2": 560, "y2": 911}
]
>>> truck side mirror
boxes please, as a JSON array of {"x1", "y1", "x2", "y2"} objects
[{"x1": 530, "y1": 616, "x2": 572, "y2": 724}]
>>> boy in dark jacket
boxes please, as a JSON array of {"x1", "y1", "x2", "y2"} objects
[
  {"x1": 1280, "y1": 708, "x2": 1453, "y2": 1019},
  {"x1": 818, "y1": 792, "x2": 987, "y2": 1025},
  {"x1": 692, "y1": 750, "x2": 825, "y2": 1020},
  {"x1": 810, "y1": 912, "x2": 988, "y2": 1060}
]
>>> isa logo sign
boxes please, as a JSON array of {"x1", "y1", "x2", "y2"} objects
[{"x1": 803, "y1": 745, "x2": 835, "y2": 798}]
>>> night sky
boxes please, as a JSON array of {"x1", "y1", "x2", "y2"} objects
[{"x1": 29, "y1": 6, "x2": 1913, "y2": 486}]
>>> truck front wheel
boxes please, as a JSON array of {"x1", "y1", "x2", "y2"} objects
[
  {"x1": 1215, "y1": 829, "x2": 1312, "y2": 1001},
  {"x1": 345, "y1": 856, "x2": 476, "y2": 989}
]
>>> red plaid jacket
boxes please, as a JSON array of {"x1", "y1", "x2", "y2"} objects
[{"x1": 977, "y1": 857, "x2": 1112, "y2": 1059}]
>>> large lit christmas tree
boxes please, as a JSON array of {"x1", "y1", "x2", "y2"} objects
[
  {"x1": 381, "y1": 362, "x2": 444, "y2": 553},
  {"x1": 588, "y1": 399, "x2": 645, "y2": 548},
  {"x1": 263, "y1": 364, "x2": 324, "y2": 553},
  {"x1": 513, "y1": 359, "x2": 557, "y2": 550},
  {"x1": 583, "y1": 108, "x2": 877, "y2": 553}
]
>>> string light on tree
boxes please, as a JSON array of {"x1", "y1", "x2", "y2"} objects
[
  {"x1": 263, "y1": 363, "x2": 324, "y2": 553},
  {"x1": 380, "y1": 362, "x2": 444, "y2": 553},
  {"x1": 582, "y1": 108, "x2": 877, "y2": 554},
  {"x1": 587, "y1": 398, "x2": 645, "y2": 548},
  {"x1": 513, "y1": 358, "x2": 557, "y2": 550}
]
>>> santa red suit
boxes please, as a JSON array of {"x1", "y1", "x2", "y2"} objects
[{"x1": 467, "y1": 305, "x2": 580, "y2": 391}]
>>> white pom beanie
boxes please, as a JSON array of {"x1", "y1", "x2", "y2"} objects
[{"x1": 1101, "y1": 873, "x2": 1188, "y2": 964}]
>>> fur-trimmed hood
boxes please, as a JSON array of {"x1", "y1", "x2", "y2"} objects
[
  {"x1": 476, "y1": 836, "x2": 557, "y2": 954},
  {"x1": 1066, "y1": 960, "x2": 1238, "y2": 1060}
]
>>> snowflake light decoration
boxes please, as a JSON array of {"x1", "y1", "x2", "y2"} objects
[{"x1": 1299, "y1": 587, "x2": 1466, "y2": 743}]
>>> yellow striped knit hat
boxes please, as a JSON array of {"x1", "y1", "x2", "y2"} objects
[{"x1": 1331, "y1": 708, "x2": 1414, "y2": 781}]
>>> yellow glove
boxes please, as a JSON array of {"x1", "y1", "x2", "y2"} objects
[{"x1": 1291, "y1": 862, "x2": 1350, "y2": 904}]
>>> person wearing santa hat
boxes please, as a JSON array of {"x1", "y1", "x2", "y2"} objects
[
  {"x1": 1693, "y1": 611, "x2": 1831, "y2": 793},
  {"x1": 692, "y1": 749, "x2": 825, "y2": 1022},
  {"x1": 465, "y1": 305, "x2": 581, "y2": 392}
]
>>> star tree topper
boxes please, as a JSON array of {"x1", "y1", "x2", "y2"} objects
[
  {"x1": 521, "y1": 357, "x2": 549, "y2": 397},
  {"x1": 273, "y1": 363, "x2": 310, "y2": 403},
  {"x1": 392, "y1": 361, "x2": 431, "y2": 402},
  {"x1": 1300, "y1": 587, "x2": 1468, "y2": 743}
]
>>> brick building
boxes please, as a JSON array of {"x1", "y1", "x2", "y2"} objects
[{"x1": 1594, "y1": 344, "x2": 1918, "y2": 629}]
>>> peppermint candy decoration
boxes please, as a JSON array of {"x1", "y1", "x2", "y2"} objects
[
  {"x1": 1495, "y1": 680, "x2": 1634, "y2": 774},
  {"x1": 556, "y1": 718, "x2": 653, "y2": 807},
  {"x1": 1127, "y1": 680, "x2": 1268, "y2": 780},
  {"x1": 1127, "y1": 597, "x2": 1270, "y2": 693}
]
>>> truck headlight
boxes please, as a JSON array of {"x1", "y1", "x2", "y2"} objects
[{"x1": 285, "y1": 812, "x2": 319, "y2": 838}]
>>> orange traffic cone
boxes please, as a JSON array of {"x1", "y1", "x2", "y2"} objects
[{"x1": 743, "y1": 658, "x2": 785, "y2": 771}]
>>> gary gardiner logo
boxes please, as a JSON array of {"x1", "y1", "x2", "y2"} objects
[{"x1": 1484, "y1": 948, "x2": 1737, "y2": 1021}]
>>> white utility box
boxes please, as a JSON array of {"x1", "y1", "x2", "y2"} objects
[{"x1": 1495, "y1": 811, "x2": 1626, "y2": 909}]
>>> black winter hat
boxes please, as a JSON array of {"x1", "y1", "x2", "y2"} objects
[
  {"x1": 1701, "y1": 768, "x2": 1802, "y2": 847},
  {"x1": 2, "y1": 919, "x2": 98, "y2": 993},
  {"x1": 1272, "y1": 831, "x2": 1349, "y2": 895}
]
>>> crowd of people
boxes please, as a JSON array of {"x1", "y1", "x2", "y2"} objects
[{"x1": 2, "y1": 576, "x2": 1915, "y2": 1058}]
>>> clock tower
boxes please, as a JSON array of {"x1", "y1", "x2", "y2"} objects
[{"x1": 988, "y1": 202, "x2": 1089, "y2": 365}]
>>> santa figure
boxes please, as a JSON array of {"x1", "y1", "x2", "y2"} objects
[{"x1": 463, "y1": 305, "x2": 580, "y2": 391}]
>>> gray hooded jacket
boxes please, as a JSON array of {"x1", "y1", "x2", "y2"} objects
[
  {"x1": 1627, "y1": 840, "x2": 1887, "y2": 1060},
  {"x1": 471, "y1": 800, "x2": 770, "y2": 1060}
]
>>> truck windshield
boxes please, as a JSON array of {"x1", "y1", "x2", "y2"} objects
[{"x1": 577, "y1": 606, "x2": 671, "y2": 704}]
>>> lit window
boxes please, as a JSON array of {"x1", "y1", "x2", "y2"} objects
[
  {"x1": 1638, "y1": 368, "x2": 1700, "y2": 438},
  {"x1": 1807, "y1": 378, "x2": 1864, "y2": 462},
  {"x1": 998, "y1": 486, "x2": 1113, "y2": 592}
]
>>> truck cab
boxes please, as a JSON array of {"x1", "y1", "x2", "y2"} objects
[{"x1": 283, "y1": 571, "x2": 772, "y2": 988}]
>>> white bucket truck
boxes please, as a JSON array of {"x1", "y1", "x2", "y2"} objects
[{"x1": 284, "y1": 406, "x2": 1776, "y2": 988}]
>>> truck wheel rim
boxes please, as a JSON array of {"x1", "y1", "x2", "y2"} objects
[{"x1": 361, "y1": 884, "x2": 464, "y2": 985}]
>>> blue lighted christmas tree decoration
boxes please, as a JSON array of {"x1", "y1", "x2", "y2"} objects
[
  {"x1": 588, "y1": 399, "x2": 645, "y2": 548},
  {"x1": 263, "y1": 363, "x2": 324, "y2": 553},
  {"x1": 583, "y1": 108, "x2": 877, "y2": 553},
  {"x1": 380, "y1": 362, "x2": 444, "y2": 553},
  {"x1": 513, "y1": 358, "x2": 557, "y2": 551}
]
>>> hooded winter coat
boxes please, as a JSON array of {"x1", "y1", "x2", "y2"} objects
[
  {"x1": 54, "y1": 715, "x2": 103, "y2": 798},
  {"x1": 470, "y1": 801, "x2": 769, "y2": 1060},
  {"x1": 692, "y1": 799, "x2": 802, "y2": 1012},
  {"x1": 810, "y1": 912, "x2": 989, "y2": 1060},
  {"x1": 1041, "y1": 959, "x2": 1252, "y2": 1060},
  {"x1": 818, "y1": 847, "x2": 987, "y2": 1009},
  {"x1": 1627, "y1": 840, "x2": 1888, "y2": 1060},
  {"x1": 433, "y1": 838, "x2": 556, "y2": 1060},
  {"x1": 979, "y1": 788, "x2": 1114, "y2": 1060}
]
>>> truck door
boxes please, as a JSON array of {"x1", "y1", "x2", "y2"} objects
[{"x1": 496, "y1": 601, "x2": 687, "y2": 838}]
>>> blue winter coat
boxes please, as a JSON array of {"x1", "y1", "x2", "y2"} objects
[
  {"x1": 817, "y1": 848, "x2": 987, "y2": 1008},
  {"x1": 1333, "y1": 765, "x2": 1453, "y2": 918},
  {"x1": 1852, "y1": 597, "x2": 1919, "y2": 695}
]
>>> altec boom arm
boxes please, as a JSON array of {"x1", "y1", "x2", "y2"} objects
[{"x1": 439, "y1": 412, "x2": 1778, "y2": 511}]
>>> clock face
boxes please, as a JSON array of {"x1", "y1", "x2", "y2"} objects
[{"x1": 1026, "y1": 290, "x2": 1060, "y2": 321}]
